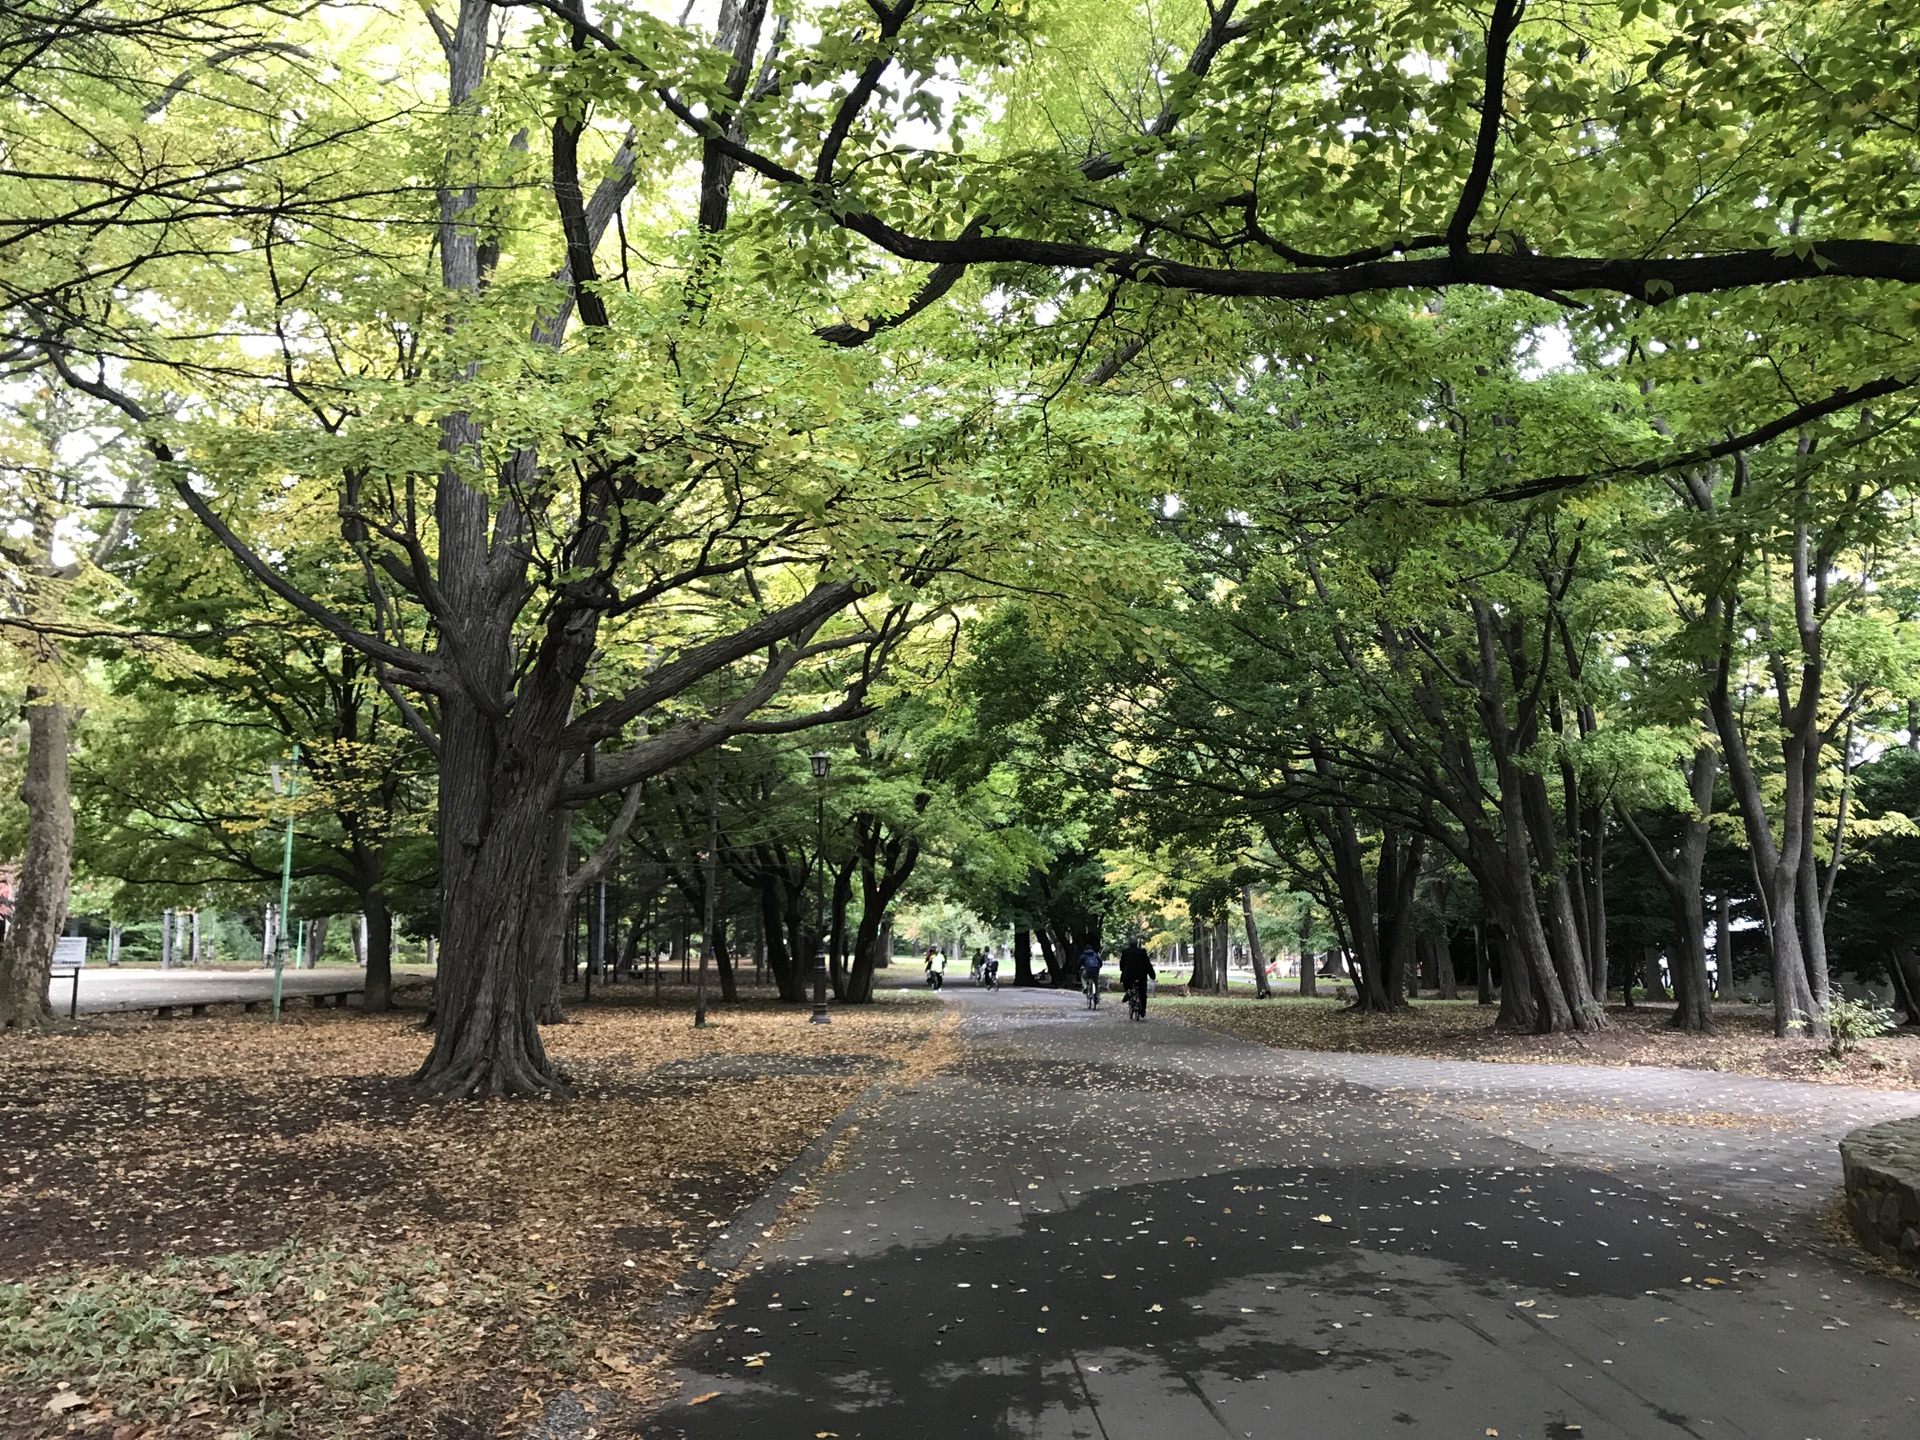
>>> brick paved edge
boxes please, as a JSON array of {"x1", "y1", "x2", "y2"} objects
[{"x1": 1841, "y1": 1115, "x2": 1920, "y2": 1270}]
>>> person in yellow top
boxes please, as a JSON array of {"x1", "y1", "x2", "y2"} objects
[{"x1": 924, "y1": 946, "x2": 946, "y2": 990}]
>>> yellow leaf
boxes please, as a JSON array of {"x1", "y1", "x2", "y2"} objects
[{"x1": 687, "y1": 1392, "x2": 721, "y2": 1406}]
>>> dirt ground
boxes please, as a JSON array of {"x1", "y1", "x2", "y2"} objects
[
  {"x1": 0, "y1": 981, "x2": 953, "y2": 1440},
  {"x1": 1163, "y1": 993, "x2": 1920, "y2": 1089}
]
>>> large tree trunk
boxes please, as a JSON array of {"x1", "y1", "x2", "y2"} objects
[
  {"x1": 1644, "y1": 946, "x2": 1669, "y2": 1002},
  {"x1": 1520, "y1": 767, "x2": 1606, "y2": 1030},
  {"x1": 843, "y1": 817, "x2": 919, "y2": 1004},
  {"x1": 1187, "y1": 906, "x2": 1216, "y2": 991},
  {"x1": 1297, "y1": 910, "x2": 1317, "y2": 996},
  {"x1": 1490, "y1": 927, "x2": 1532, "y2": 1031},
  {"x1": 1376, "y1": 830, "x2": 1423, "y2": 1010},
  {"x1": 828, "y1": 854, "x2": 855, "y2": 1000},
  {"x1": 416, "y1": 695, "x2": 573, "y2": 1094},
  {"x1": 1468, "y1": 826, "x2": 1555, "y2": 1032},
  {"x1": 531, "y1": 810, "x2": 577, "y2": 1027},
  {"x1": 362, "y1": 893, "x2": 395, "y2": 1012},
  {"x1": 1317, "y1": 802, "x2": 1389, "y2": 1011},
  {"x1": 754, "y1": 876, "x2": 802, "y2": 1000},
  {"x1": 1035, "y1": 926, "x2": 1062, "y2": 985},
  {"x1": 0, "y1": 701, "x2": 76, "y2": 1031},
  {"x1": 1242, "y1": 886, "x2": 1270, "y2": 998},
  {"x1": 1668, "y1": 885, "x2": 1714, "y2": 1032},
  {"x1": 410, "y1": 0, "x2": 592, "y2": 1094},
  {"x1": 1014, "y1": 928, "x2": 1036, "y2": 986}
]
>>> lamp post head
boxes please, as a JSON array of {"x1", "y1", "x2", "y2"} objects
[{"x1": 809, "y1": 751, "x2": 831, "y2": 780}]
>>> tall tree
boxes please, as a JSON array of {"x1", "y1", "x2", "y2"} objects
[{"x1": 0, "y1": 385, "x2": 141, "y2": 1029}]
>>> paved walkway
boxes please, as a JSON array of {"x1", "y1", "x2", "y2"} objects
[
  {"x1": 655, "y1": 983, "x2": 1920, "y2": 1440},
  {"x1": 55, "y1": 965, "x2": 435, "y2": 1015}
]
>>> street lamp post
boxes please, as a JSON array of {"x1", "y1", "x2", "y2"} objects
[{"x1": 809, "y1": 750, "x2": 831, "y2": 1024}]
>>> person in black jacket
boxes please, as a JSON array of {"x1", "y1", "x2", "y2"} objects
[{"x1": 1118, "y1": 937, "x2": 1156, "y2": 1018}]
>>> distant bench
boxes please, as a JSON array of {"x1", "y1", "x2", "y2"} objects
[
  {"x1": 43, "y1": 940, "x2": 367, "y2": 1019},
  {"x1": 151, "y1": 983, "x2": 362, "y2": 1019}
]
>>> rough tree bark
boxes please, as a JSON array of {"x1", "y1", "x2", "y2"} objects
[
  {"x1": 0, "y1": 700, "x2": 76, "y2": 1031},
  {"x1": 1312, "y1": 795, "x2": 1389, "y2": 1012},
  {"x1": 1436, "y1": 933, "x2": 1459, "y2": 999},
  {"x1": 1241, "y1": 886, "x2": 1270, "y2": 998},
  {"x1": 362, "y1": 893, "x2": 395, "y2": 1012},
  {"x1": 1187, "y1": 906, "x2": 1217, "y2": 992}
]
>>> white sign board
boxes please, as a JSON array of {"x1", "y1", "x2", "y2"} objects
[{"x1": 53, "y1": 936, "x2": 87, "y2": 967}]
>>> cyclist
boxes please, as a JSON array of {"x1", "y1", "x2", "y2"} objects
[
  {"x1": 1078, "y1": 943, "x2": 1103, "y2": 1009},
  {"x1": 1119, "y1": 936, "x2": 1156, "y2": 1019},
  {"x1": 924, "y1": 946, "x2": 946, "y2": 991},
  {"x1": 981, "y1": 948, "x2": 1000, "y2": 990}
]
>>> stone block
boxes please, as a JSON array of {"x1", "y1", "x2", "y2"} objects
[{"x1": 1840, "y1": 1116, "x2": 1920, "y2": 1271}]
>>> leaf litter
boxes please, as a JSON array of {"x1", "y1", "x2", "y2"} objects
[
  {"x1": 1163, "y1": 996, "x2": 1920, "y2": 1090},
  {"x1": 0, "y1": 983, "x2": 955, "y2": 1438}
]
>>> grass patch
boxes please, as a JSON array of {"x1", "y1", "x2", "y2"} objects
[{"x1": 1, "y1": 1240, "x2": 530, "y2": 1435}]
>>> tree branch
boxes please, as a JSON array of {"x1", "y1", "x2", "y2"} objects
[
  {"x1": 42, "y1": 344, "x2": 441, "y2": 681},
  {"x1": 1444, "y1": 375, "x2": 1916, "y2": 506},
  {"x1": 1448, "y1": 0, "x2": 1525, "y2": 258}
]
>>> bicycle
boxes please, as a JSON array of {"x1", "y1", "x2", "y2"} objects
[
  {"x1": 1081, "y1": 972, "x2": 1101, "y2": 1009},
  {"x1": 1125, "y1": 980, "x2": 1146, "y2": 1021}
]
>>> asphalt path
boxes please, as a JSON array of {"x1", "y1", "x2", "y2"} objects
[
  {"x1": 54, "y1": 965, "x2": 435, "y2": 1015},
  {"x1": 655, "y1": 980, "x2": 1920, "y2": 1440}
]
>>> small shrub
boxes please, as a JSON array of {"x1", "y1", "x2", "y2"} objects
[{"x1": 1827, "y1": 994, "x2": 1898, "y2": 1058}]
